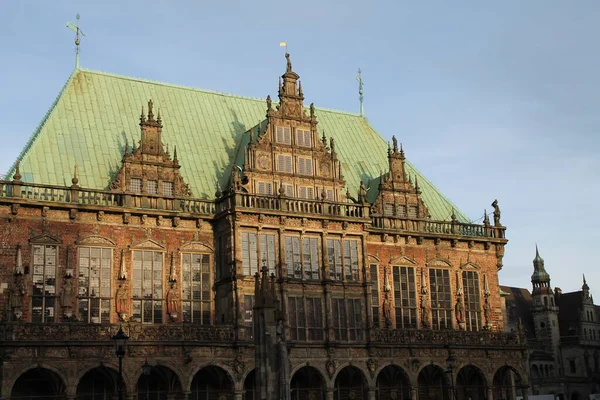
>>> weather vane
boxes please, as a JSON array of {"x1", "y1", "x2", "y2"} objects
[
  {"x1": 357, "y1": 68, "x2": 364, "y2": 117},
  {"x1": 66, "y1": 14, "x2": 86, "y2": 69}
]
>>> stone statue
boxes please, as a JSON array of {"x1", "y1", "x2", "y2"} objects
[
  {"x1": 330, "y1": 137, "x2": 335, "y2": 154},
  {"x1": 285, "y1": 53, "x2": 292, "y2": 72},
  {"x1": 166, "y1": 282, "x2": 180, "y2": 318},
  {"x1": 266, "y1": 95, "x2": 272, "y2": 111},
  {"x1": 358, "y1": 181, "x2": 368, "y2": 204},
  {"x1": 421, "y1": 294, "x2": 431, "y2": 328},
  {"x1": 60, "y1": 279, "x2": 74, "y2": 308},
  {"x1": 116, "y1": 283, "x2": 129, "y2": 321},
  {"x1": 392, "y1": 135, "x2": 398, "y2": 153},
  {"x1": 484, "y1": 299, "x2": 492, "y2": 326},
  {"x1": 10, "y1": 277, "x2": 26, "y2": 309},
  {"x1": 310, "y1": 102, "x2": 315, "y2": 117},
  {"x1": 383, "y1": 294, "x2": 393, "y2": 328},
  {"x1": 455, "y1": 298, "x2": 465, "y2": 324},
  {"x1": 492, "y1": 199, "x2": 501, "y2": 226}
]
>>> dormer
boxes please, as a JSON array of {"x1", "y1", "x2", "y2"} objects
[
  {"x1": 233, "y1": 54, "x2": 345, "y2": 201},
  {"x1": 109, "y1": 100, "x2": 192, "y2": 197},
  {"x1": 370, "y1": 138, "x2": 429, "y2": 219}
]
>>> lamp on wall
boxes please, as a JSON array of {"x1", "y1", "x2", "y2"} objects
[{"x1": 112, "y1": 326, "x2": 129, "y2": 400}]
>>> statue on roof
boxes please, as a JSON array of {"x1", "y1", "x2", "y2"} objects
[
  {"x1": 358, "y1": 181, "x2": 368, "y2": 204},
  {"x1": 492, "y1": 199, "x2": 501, "y2": 226},
  {"x1": 285, "y1": 53, "x2": 292, "y2": 72},
  {"x1": 392, "y1": 135, "x2": 398, "y2": 153}
]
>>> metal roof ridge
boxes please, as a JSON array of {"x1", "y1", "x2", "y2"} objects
[
  {"x1": 77, "y1": 67, "x2": 362, "y2": 117},
  {"x1": 6, "y1": 69, "x2": 79, "y2": 180}
]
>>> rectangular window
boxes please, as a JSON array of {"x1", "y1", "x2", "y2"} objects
[
  {"x1": 306, "y1": 297, "x2": 323, "y2": 340},
  {"x1": 242, "y1": 232, "x2": 276, "y2": 276},
  {"x1": 130, "y1": 178, "x2": 142, "y2": 193},
  {"x1": 370, "y1": 264, "x2": 380, "y2": 328},
  {"x1": 408, "y1": 205, "x2": 418, "y2": 218},
  {"x1": 429, "y1": 268, "x2": 452, "y2": 329},
  {"x1": 393, "y1": 266, "x2": 417, "y2": 328},
  {"x1": 397, "y1": 205, "x2": 407, "y2": 218},
  {"x1": 286, "y1": 236, "x2": 320, "y2": 280},
  {"x1": 31, "y1": 245, "x2": 57, "y2": 323},
  {"x1": 327, "y1": 239, "x2": 342, "y2": 281},
  {"x1": 384, "y1": 203, "x2": 394, "y2": 216},
  {"x1": 276, "y1": 126, "x2": 291, "y2": 145},
  {"x1": 78, "y1": 247, "x2": 112, "y2": 324},
  {"x1": 147, "y1": 180, "x2": 158, "y2": 194},
  {"x1": 298, "y1": 157, "x2": 313, "y2": 175},
  {"x1": 342, "y1": 240, "x2": 360, "y2": 281},
  {"x1": 181, "y1": 253, "x2": 211, "y2": 324},
  {"x1": 299, "y1": 186, "x2": 314, "y2": 199},
  {"x1": 162, "y1": 181, "x2": 174, "y2": 196},
  {"x1": 244, "y1": 295, "x2": 255, "y2": 340},
  {"x1": 462, "y1": 271, "x2": 482, "y2": 331},
  {"x1": 327, "y1": 189, "x2": 334, "y2": 201},
  {"x1": 257, "y1": 182, "x2": 273, "y2": 195},
  {"x1": 132, "y1": 250, "x2": 163, "y2": 324},
  {"x1": 296, "y1": 129, "x2": 311, "y2": 147},
  {"x1": 288, "y1": 296, "x2": 306, "y2": 341},
  {"x1": 332, "y1": 298, "x2": 363, "y2": 341},
  {"x1": 277, "y1": 155, "x2": 293, "y2": 173}
]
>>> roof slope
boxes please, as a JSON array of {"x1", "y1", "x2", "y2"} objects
[
  {"x1": 9, "y1": 68, "x2": 469, "y2": 221},
  {"x1": 501, "y1": 285, "x2": 535, "y2": 338}
]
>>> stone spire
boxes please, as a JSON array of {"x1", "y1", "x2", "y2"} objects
[
  {"x1": 531, "y1": 245, "x2": 551, "y2": 295},
  {"x1": 583, "y1": 274, "x2": 591, "y2": 300}
]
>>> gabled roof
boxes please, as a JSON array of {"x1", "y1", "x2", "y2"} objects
[
  {"x1": 556, "y1": 291, "x2": 583, "y2": 337},
  {"x1": 501, "y1": 285, "x2": 535, "y2": 338},
  {"x1": 8, "y1": 68, "x2": 470, "y2": 221}
]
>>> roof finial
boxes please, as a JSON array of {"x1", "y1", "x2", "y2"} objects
[
  {"x1": 400, "y1": 142, "x2": 405, "y2": 157},
  {"x1": 124, "y1": 138, "x2": 130, "y2": 157},
  {"x1": 157, "y1": 108, "x2": 162, "y2": 125},
  {"x1": 71, "y1": 165, "x2": 79, "y2": 186},
  {"x1": 173, "y1": 145, "x2": 178, "y2": 162},
  {"x1": 140, "y1": 106, "x2": 146, "y2": 123},
  {"x1": 583, "y1": 273, "x2": 587, "y2": 285},
  {"x1": 13, "y1": 160, "x2": 22, "y2": 182},
  {"x1": 298, "y1": 80, "x2": 303, "y2": 97},
  {"x1": 357, "y1": 68, "x2": 364, "y2": 117},
  {"x1": 66, "y1": 14, "x2": 86, "y2": 70}
]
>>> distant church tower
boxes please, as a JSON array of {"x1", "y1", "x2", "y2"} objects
[{"x1": 530, "y1": 246, "x2": 560, "y2": 363}]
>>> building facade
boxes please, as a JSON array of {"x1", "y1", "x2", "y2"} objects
[
  {"x1": 0, "y1": 54, "x2": 527, "y2": 399},
  {"x1": 502, "y1": 249, "x2": 600, "y2": 400}
]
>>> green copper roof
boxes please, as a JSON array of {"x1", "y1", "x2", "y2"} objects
[{"x1": 9, "y1": 68, "x2": 469, "y2": 222}]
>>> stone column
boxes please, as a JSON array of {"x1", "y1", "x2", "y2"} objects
[
  {"x1": 411, "y1": 387, "x2": 418, "y2": 400},
  {"x1": 368, "y1": 389, "x2": 377, "y2": 400},
  {"x1": 487, "y1": 387, "x2": 494, "y2": 400},
  {"x1": 326, "y1": 389, "x2": 335, "y2": 400},
  {"x1": 234, "y1": 390, "x2": 244, "y2": 400},
  {"x1": 181, "y1": 391, "x2": 191, "y2": 400}
]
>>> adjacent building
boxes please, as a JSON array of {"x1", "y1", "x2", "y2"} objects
[
  {"x1": 502, "y1": 248, "x2": 600, "y2": 400},
  {"x1": 0, "y1": 53, "x2": 528, "y2": 399}
]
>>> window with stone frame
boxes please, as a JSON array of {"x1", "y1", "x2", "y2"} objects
[
  {"x1": 162, "y1": 181, "x2": 174, "y2": 196},
  {"x1": 462, "y1": 270, "x2": 482, "y2": 331},
  {"x1": 284, "y1": 236, "x2": 319, "y2": 280},
  {"x1": 288, "y1": 296, "x2": 323, "y2": 341},
  {"x1": 393, "y1": 265, "x2": 417, "y2": 328},
  {"x1": 181, "y1": 253, "x2": 211, "y2": 325},
  {"x1": 327, "y1": 238, "x2": 360, "y2": 281},
  {"x1": 241, "y1": 232, "x2": 276, "y2": 276},
  {"x1": 370, "y1": 264, "x2": 380, "y2": 328},
  {"x1": 296, "y1": 129, "x2": 311, "y2": 147},
  {"x1": 132, "y1": 250, "x2": 164, "y2": 324},
  {"x1": 332, "y1": 298, "x2": 363, "y2": 341},
  {"x1": 298, "y1": 186, "x2": 314, "y2": 199},
  {"x1": 429, "y1": 268, "x2": 452, "y2": 329},
  {"x1": 130, "y1": 178, "x2": 142, "y2": 193},
  {"x1": 31, "y1": 244, "x2": 58, "y2": 323},
  {"x1": 297, "y1": 157, "x2": 313, "y2": 175},
  {"x1": 78, "y1": 247, "x2": 112, "y2": 324},
  {"x1": 277, "y1": 154, "x2": 292, "y2": 173},
  {"x1": 276, "y1": 126, "x2": 291, "y2": 145},
  {"x1": 147, "y1": 180, "x2": 158, "y2": 194},
  {"x1": 279, "y1": 183, "x2": 294, "y2": 197},
  {"x1": 257, "y1": 181, "x2": 273, "y2": 195}
]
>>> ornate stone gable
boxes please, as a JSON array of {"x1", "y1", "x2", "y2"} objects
[
  {"x1": 109, "y1": 100, "x2": 192, "y2": 197},
  {"x1": 370, "y1": 137, "x2": 429, "y2": 219},
  {"x1": 232, "y1": 54, "x2": 345, "y2": 202}
]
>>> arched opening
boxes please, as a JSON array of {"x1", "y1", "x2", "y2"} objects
[
  {"x1": 334, "y1": 366, "x2": 368, "y2": 400},
  {"x1": 11, "y1": 367, "x2": 66, "y2": 399},
  {"x1": 190, "y1": 365, "x2": 234, "y2": 400},
  {"x1": 290, "y1": 366, "x2": 326, "y2": 400},
  {"x1": 243, "y1": 370, "x2": 256, "y2": 400},
  {"x1": 418, "y1": 365, "x2": 450, "y2": 400},
  {"x1": 77, "y1": 366, "x2": 122, "y2": 400},
  {"x1": 456, "y1": 365, "x2": 487, "y2": 400},
  {"x1": 530, "y1": 364, "x2": 540, "y2": 380},
  {"x1": 137, "y1": 364, "x2": 183, "y2": 399},
  {"x1": 492, "y1": 365, "x2": 523, "y2": 400},
  {"x1": 376, "y1": 364, "x2": 411, "y2": 400}
]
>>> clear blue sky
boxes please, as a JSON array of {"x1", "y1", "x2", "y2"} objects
[{"x1": 1, "y1": 1, "x2": 598, "y2": 298}]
